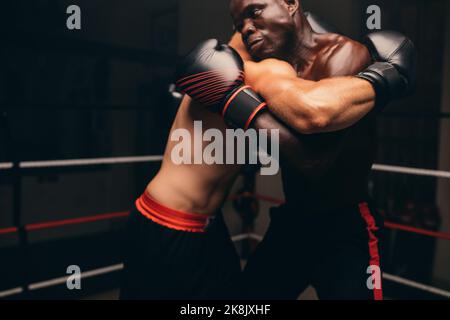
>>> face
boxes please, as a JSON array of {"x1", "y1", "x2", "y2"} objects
[{"x1": 230, "y1": 0, "x2": 298, "y2": 61}]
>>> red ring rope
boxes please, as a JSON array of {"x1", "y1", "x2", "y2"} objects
[{"x1": 0, "y1": 193, "x2": 448, "y2": 241}]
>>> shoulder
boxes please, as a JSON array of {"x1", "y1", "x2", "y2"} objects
[{"x1": 320, "y1": 34, "x2": 372, "y2": 77}]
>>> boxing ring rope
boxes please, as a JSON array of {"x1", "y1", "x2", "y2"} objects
[
  {"x1": 1, "y1": 205, "x2": 449, "y2": 241},
  {"x1": 19, "y1": 156, "x2": 164, "y2": 169},
  {"x1": 0, "y1": 162, "x2": 14, "y2": 170},
  {"x1": 384, "y1": 222, "x2": 450, "y2": 241},
  {"x1": 372, "y1": 164, "x2": 450, "y2": 179},
  {"x1": 382, "y1": 273, "x2": 450, "y2": 299},
  {"x1": 0, "y1": 287, "x2": 24, "y2": 299},
  {"x1": 24, "y1": 211, "x2": 129, "y2": 232},
  {"x1": 0, "y1": 227, "x2": 19, "y2": 235},
  {"x1": 1, "y1": 155, "x2": 450, "y2": 179},
  {"x1": 27, "y1": 264, "x2": 125, "y2": 291},
  {"x1": 1, "y1": 155, "x2": 450, "y2": 299}
]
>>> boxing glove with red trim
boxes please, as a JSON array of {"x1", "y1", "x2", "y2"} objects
[{"x1": 175, "y1": 39, "x2": 267, "y2": 130}]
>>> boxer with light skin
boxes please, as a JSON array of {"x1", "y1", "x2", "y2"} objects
[{"x1": 120, "y1": 0, "x2": 415, "y2": 300}]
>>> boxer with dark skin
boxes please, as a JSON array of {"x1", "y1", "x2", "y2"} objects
[
  {"x1": 121, "y1": 0, "x2": 415, "y2": 299},
  {"x1": 227, "y1": 0, "x2": 412, "y2": 300},
  {"x1": 229, "y1": 0, "x2": 374, "y2": 211},
  {"x1": 228, "y1": 0, "x2": 375, "y2": 180}
]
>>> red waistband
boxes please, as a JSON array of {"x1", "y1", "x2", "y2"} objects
[{"x1": 135, "y1": 192, "x2": 214, "y2": 233}]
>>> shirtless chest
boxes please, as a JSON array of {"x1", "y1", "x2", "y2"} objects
[
  {"x1": 165, "y1": 97, "x2": 242, "y2": 174},
  {"x1": 147, "y1": 97, "x2": 242, "y2": 214}
]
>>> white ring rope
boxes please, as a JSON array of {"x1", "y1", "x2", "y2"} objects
[
  {"x1": 19, "y1": 155, "x2": 163, "y2": 169},
  {"x1": 0, "y1": 162, "x2": 14, "y2": 170},
  {"x1": 0, "y1": 287, "x2": 24, "y2": 298},
  {"x1": 372, "y1": 164, "x2": 450, "y2": 179},
  {"x1": 383, "y1": 273, "x2": 450, "y2": 299},
  {"x1": 28, "y1": 264, "x2": 124, "y2": 291},
  {"x1": 2, "y1": 156, "x2": 450, "y2": 180}
]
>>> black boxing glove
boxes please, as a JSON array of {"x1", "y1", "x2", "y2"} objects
[
  {"x1": 175, "y1": 39, "x2": 267, "y2": 129},
  {"x1": 356, "y1": 31, "x2": 417, "y2": 111}
]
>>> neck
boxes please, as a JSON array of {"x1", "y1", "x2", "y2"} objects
[{"x1": 287, "y1": 17, "x2": 321, "y2": 74}]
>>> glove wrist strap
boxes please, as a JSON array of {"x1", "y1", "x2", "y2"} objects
[{"x1": 222, "y1": 86, "x2": 267, "y2": 130}]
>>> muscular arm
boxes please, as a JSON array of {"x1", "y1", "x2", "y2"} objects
[
  {"x1": 230, "y1": 33, "x2": 376, "y2": 134},
  {"x1": 250, "y1": 68, "x2": 375, "y2": 134}
]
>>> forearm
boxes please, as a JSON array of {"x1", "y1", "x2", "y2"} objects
[
  {"x1": 253, "y1": 74, "x2": 376, "y2": 134},
  {"x1": 250, "y1": 111, "x2": 343, "y2": 179}
]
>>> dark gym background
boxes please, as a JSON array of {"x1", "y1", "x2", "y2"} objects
[{"x1": 1, "y1": 0, "x2": 450, "y2": 299}]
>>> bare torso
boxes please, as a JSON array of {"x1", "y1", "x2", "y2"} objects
[{"x1": 146, "y1": 97, "x2": 242, "y2": 215}]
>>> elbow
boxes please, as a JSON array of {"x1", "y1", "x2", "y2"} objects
[
  {"x1": 294, "y1": 113, "x2": 332, "y2": 134},
  {"x1": 307, "y1": 115, "x2": 332, "y2": 134}
]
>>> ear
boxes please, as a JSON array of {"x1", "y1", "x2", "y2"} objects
[{"x1": 283, "y1": 0, "x2": 300, "y2": 16}]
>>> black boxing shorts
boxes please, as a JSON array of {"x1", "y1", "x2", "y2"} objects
[
  {"x1": 240, "y1": 202, "x2": 385, "y2": 300},
  {"x1": 120, "y1": 192, "x2": 241, "y2": 300}
]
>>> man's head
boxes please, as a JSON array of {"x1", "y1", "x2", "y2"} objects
[{"x1": 230, "y1": 0, "x2": 303, "y2": 61}]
